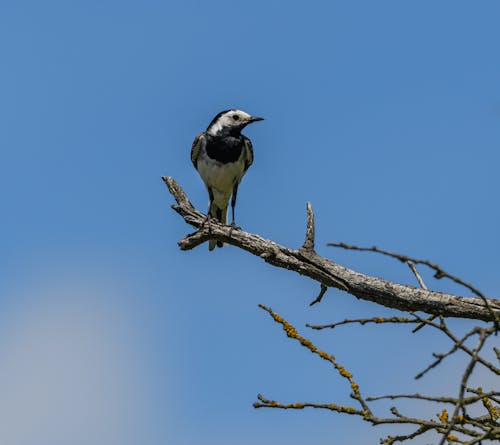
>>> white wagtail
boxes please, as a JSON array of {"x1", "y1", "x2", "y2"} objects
[{"x1": 191, "y1": 109, "x2": 264, "y2": 250}]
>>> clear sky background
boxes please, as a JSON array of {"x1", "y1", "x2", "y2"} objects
[{"x1": 1, "y1": 1, "x2": 499, "y2": 444}]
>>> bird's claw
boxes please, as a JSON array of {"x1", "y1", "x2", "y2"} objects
[
  {"x1": 228, "y1": 221, "x2": 241, "y2": 238},
  {"x1": 230, "y1": 221, "x2": 241, "y2": 230},
  {"x1": 201, "y1": 214, "x2": 212, "y2": 232}
]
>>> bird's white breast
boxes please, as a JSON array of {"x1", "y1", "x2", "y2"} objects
[{"x1": 197, "y1": 150, "x2": 246, "y2": 206}]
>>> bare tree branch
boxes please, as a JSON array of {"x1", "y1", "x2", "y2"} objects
[
  {"x1": 258, "y1": 304, "x2": 370, "y2": 414},
  {"x1": 301, "y1": 201, "x2": 315, "y2": 252},
  {"x1": 163, "y1": 176, "x2": 500, "y2": 444},
  {"x1": 407, "y1": 261, "x2": 428, "y2": 290},
  {"x1": 307, "y1": 316, "x2": 416, "y2": 330},
  {"x1": 405, "y1": 261, "x2": 440, "y2": 333},
  {"x1": 254, "y1": 305, "x2": 497, "y2": 444},
  {"x1": 328, "y1": 242, "x2": 499, "y2": 327},
  {"x1": 163, "y1": 176, "x2": 500, "y2": 322},
  {"x1": 366, "y1": 392, "x2": 500, "y2": 405},
  {"x1": 309, "y1": 284, "x2": 328, "y2": 306},
  {"x1": 308, "y1": 314, "x2": 499, "y2": 376},
  {"x1": 437, "y1": 330, "x2": 488, "y2": 445}
]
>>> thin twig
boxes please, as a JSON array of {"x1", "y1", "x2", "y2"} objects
[
  {"x1": 301, "y1": 202, "x2": 315, "y2": 252},
  {"x1": 411, "y1": 316, "x2": 500, "y2": 375},
  {"x1": 307, "y1": 316, "x2": 416, "y2": 330},
  {"x1": 366, "y1": 392, "x2": 500, "y2": 405},
  {"x1": 414, "y1": 328, "x2": 483, "y2": 380},
  {"x1": 406, "y1": 261, "x2": 438, "y2": 333},
  {"x1": 437, "y1": 330, "x2": 488, "y2": 445},
  {"x1": 407, "y1": 261, "x2": 428, "y2": 290},
  {"x1": 327, "y1": 242, "x2": 499, "y2": 329},
  {"x1": 253, "y1": 394, "x2": 364, "y2": 415},
  {"x1": 309, "y1": 284, "x2": 328, "y2": 306},
  {"x1": 257, "y1": 304, "x2": 493, "y2": 443},
  {"x1": 258, "y1": 304, "x2": 370, "y2": 414}
]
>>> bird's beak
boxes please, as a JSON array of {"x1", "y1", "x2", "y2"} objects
[{"x1": 249, "y1": 116, "x2": 264, "y2": 123}]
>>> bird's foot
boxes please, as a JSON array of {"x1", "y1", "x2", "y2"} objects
[
  {"x1": 228, "y1": 221, "x2": 241, "y2": 238},
  {"x1": 229, "y1": 221, "x2": 241, "y2": 230},
  {"x1": 201, "y1": 214, "x2": 212, "y2": 232}
]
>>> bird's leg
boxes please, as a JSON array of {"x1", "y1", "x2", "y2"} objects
[
  {"x1": 201, "y1": 189, "x2": 214, "y2": 232},
  {"x1": 228, "y1": 184, "x2": 241, "y2": 237},
  {"x1": 230, "y1": 183, "x2": 240, "y2": 228}
]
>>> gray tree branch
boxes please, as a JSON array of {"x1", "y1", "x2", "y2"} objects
[{"x1": 162, "y1": 176, "x2": 500, "y2": 322}]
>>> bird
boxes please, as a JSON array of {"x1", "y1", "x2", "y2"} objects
[{"x1": 191, "y1": 109, "x2": 264, "y2": 250}]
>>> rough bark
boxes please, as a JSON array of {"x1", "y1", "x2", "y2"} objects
[{"x1": 162, "y1": 176, "x2": 500, "y2": 322}]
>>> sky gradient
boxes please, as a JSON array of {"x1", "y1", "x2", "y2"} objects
[{"x1": 1, "y1": 1, "x2": 499, "y2": 444}]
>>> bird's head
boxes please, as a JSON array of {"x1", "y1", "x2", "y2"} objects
[{"x1": 206, "y1": 109, "x2": 264, "y2": 136}]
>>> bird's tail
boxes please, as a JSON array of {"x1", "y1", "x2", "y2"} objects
[{"x1": 208, "y1": 202, "x2": 227, "y2": 251}]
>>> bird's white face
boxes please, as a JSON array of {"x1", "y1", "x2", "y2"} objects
[{"x1": 207, "y1": 109, "x2": 262, "y2": 135}]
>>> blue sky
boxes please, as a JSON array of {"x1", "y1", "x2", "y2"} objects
[{"x1": 1, "y1": 1, "x2": 499, "y2": 444}]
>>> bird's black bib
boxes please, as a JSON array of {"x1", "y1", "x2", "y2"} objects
[{"x1": 205, "y1": 135, "x2": 244, "y2": 164}]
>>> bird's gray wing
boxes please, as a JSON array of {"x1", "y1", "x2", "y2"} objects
[
  {"x1": 191, "y1": 132, "x2": 207, "y2": 168},
  {"x1": 242, "y1": 136, "x2": 254, "y2": 172}
]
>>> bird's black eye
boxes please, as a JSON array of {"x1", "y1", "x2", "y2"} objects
[{"x1": 232, "y1": 114, "x2": 240, "y2": 121}]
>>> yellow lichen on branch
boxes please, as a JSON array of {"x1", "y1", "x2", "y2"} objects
[
  {"x1": 481, "y1": 395, "x2": 500, "y2": 422},
  {"x1": 438, "y1": 409, "x2": 449, "y2": 424},
  {"x1": 258, "y1": 304, "x2": 368, "y2": 411},
  {"x1": 253, "y1": 394, "x2": 362, "y2": 416}
]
